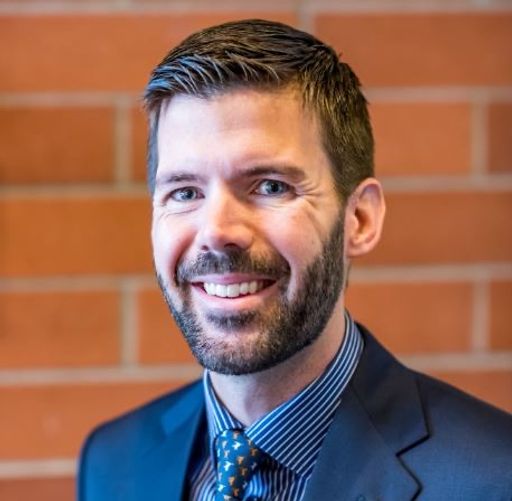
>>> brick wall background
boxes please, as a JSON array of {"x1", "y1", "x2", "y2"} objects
[{"x1": 1, "y1": 1, "x2": 511, "y2": 499}]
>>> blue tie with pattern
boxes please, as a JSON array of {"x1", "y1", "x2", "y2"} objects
[{"x1": 215, "y1": 429, "x2": 264, "y2": 500}]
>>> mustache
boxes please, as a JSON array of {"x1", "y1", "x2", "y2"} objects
[{"x1": 176, "y1": 248, "x2": 290, "y2": 284}]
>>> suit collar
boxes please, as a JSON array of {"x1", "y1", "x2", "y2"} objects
[{"x1": 303, "y1": 326, "x2": 429, "y2": 500}]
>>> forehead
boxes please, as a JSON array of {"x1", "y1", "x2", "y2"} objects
[{"x1": 155, "y1": 88, "x2": 331, "y2": 182}]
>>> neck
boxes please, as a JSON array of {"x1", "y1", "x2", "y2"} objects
[{"x1": 209, "y1": 305, "x2": 346, "y2": 426}]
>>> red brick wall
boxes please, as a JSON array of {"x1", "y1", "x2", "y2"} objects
[{"x1": 1, "y1": 3, "x2": 511, "y2": 499}]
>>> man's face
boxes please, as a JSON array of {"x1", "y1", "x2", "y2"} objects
[{"x1": 152, "y1": 89, "x2": 345, "y2": 375}]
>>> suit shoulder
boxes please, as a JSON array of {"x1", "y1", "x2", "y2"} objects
[
  {"x1": 401, "y1": 372, "x2": 512, "y2": 498},
  {"x1": 79, "y1": 380, "x2": 202, "y2": 469},
  {"x1": 78, "y1": 380, "x2": 203, "y2": 500},
  {"x1": 415, "y1": 370, "x2": 512, "y2": 437},
  {"x1": 410, "y1": 371, "x2": 512, "y2": 471}
]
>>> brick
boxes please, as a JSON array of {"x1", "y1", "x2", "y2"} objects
[
  {"x1": 488, "y1": 103, "x2": 512, "y2": 173},
  {"x1": 0, "y1": 196, "x2": 152, "y2": 277},
  {"x1": 0, "y1": 290, "x2": 120, "y2": 368},
  {"x1": 137, "y1": 288, "x2": 197, "y2": 364},
  {"x1": 489, "y1": 281, "x2": 512, "y2": 350},
  {"x1": 0, "y1": 13, "x2": 295, "y2": 92},
  {"x1": 347, "y1": 282, "x2": 472, "y2": 354},
  {"x1": 0, "y1": 477, "x2": 74, "y2": 501},
  {"x1": 431, "y1": 370, "x2": 512, "y2": 414},
  {"x1": 132, "y1": 105, "x2": 148, "y2": 182},
  {"x1": 0, "y1": 107, "x2": 115, "y2": 185},
  {"x1": 371, "y1": 102, "x2": 471, "y2": 175},
  {"x1": 362, "y1": 191, "x2": 512, "y2": 265},
  {"x1": 316, "y1": 13, "x2": 512, "y2": 86},
  {"x1": 0, "y1": 381, "x2": 188, "y2": 459}
]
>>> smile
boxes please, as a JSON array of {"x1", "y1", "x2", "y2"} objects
[{"x1": 202, "y1": 280, "x2": 271, "y2": 298}]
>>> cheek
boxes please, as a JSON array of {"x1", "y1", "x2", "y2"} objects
[
  {"x1": 151, "y1": 214, "x2": 192, "y2": 281},
  {"x1": 263, "y1": 212, "x2": 325, "y2": 278}
]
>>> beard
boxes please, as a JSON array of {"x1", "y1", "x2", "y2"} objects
[{"x1": 156, "y1": 216, "x2": 345, "y2": 376}]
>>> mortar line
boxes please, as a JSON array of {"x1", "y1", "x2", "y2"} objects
[
  {"x1": 296, "y1": 0, "x2": 313, "y2": 32},
  {"x1": 119, "y1": 279, "x2": 138, "y2": 366},
  {"x1": 0, "y1": 365, "x2": 202, "y2": 386},
  {"x1": 350, "y1": 263, "x2": 512, "y2": 282},
  {"x1": 0, "y1": 275, "x2": 154, "y2": 292},
  {"x1": 381, "y1": 174, "x2": 512, "y2": 191},
  {"x1": 470, "y1": 98, "x2": 488, "y2": 177},
  {"x1": 120, "y1": 0, "x2": 297, "y2": 12},
  {"x1": 399, "y1": 351, "x2": 512, "y2": 372},
  {"x1": 113, "y1": 95, "x2": 132, "y2": 186},
  {"x1": 0, "y1": 184, "x2": 147, "y2": 197},
  {"x1": 299, "y1": 0, "x2": 512, "y2": 13},
  {"x1": 0, "y1": 458, "x2": 76, "y2": 479},
  {"x1": 0, "y1": 92, "x2": 139, "y2": 107},
  {"x1": 471, "y1": 279, "x2": 490, "y2": 352},
  {"x1": 0, "y1": 1, "x2": 297, "y2": 14},
  {"x1": 366, "y1": 87, "x2": 512, "y2": 103}
]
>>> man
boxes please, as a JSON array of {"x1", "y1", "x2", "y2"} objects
[{"x1": 79, "y1": 19, "x2": 512, "y2": 500}]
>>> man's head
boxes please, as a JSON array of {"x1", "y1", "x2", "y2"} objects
[
  {"x1": 144, "y1": 19, "x2": 374, "y2": 201},
  {"x1": 145, "y1": 20, "x2": 384, "y2": 376}
]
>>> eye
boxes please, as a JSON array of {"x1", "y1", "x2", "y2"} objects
[
  {"x1": 169, "y1": 187, "x2": 202, "y2": 202},
  {"x1": 254, "y1": 179, "x2": 290, "y2": 196}
]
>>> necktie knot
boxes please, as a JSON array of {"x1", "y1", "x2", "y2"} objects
[{"x1": 215, "y1": 429, "x2": 264, "y2": 501}]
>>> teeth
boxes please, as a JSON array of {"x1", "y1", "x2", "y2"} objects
[{"x1": 203, "y1": 280, "x2": 264, "y2": 298}]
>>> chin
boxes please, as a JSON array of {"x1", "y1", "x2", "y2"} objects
[{"x1": 187, "y1": 322, "x2": 315, "y2": 376}]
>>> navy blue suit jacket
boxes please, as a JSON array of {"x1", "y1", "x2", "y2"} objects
[{"x1": 78, "y1": 326, "x2": 512, "y2": 500}]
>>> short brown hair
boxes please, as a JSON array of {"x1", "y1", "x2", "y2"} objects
[{"x1": 144, "y1": 19, "x2": 374, "y2": 200}]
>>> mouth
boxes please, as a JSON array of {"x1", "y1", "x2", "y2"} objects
[{"x1": 196, "y1": 279, "x2": 275, "y2": 299}]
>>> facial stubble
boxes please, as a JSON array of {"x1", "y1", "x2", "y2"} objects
[{"x1": 156, "y1": 216, "x2": 345, "y2": 376}]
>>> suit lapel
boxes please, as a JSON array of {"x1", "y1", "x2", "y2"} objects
[
  {"x1": 303, "y1": 387, "x2": 420, "y2": 501},
  {"x1": 304, "y1": 327, "x2": 429, "y2": 501}
]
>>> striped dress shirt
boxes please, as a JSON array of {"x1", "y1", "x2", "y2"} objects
[{"x1": 189, "y1": 311, "x2": 363, "y2": 501}]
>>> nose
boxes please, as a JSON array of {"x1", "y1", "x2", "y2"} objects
[{"x1": 196, "y1": 187, "x2": 254, "y2": 252}]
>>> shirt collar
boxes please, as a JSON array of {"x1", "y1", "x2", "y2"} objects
[{"x1": 203, "y1": 310, "x2": 363, "y2": 477}]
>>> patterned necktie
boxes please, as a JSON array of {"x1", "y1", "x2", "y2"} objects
[{"x1": 215, "y1": 429, "x2": 264, "y2": 501}]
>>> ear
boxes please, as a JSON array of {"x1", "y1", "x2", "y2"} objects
[{"x1": 344, "y1": 178, "x2": 386, "y2": 258}]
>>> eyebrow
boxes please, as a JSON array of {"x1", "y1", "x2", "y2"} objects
[
  {"x1": 155, "y1": 172, "x2": 206, "y2": 188},
  {"x1": 154, "y1": 164, "x2": 306, "y2": 188},
  {"x1": 240, "y1": 165, "x2": 306, "y2": 181}
]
